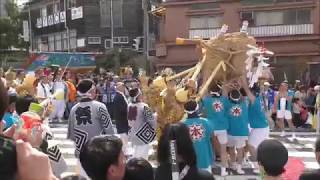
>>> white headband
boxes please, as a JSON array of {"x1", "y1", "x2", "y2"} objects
[
  {"x1": 229, "y1": 91, "x2": 241, "y2": 102},
  {"x1": 184, "y1": 104, "x2": 199, "y2": 114},
  {"x1": 130, "y1": 89, "x2": 142, "y2": 102},
  {"x1": 77, "y1": 84, "x2": 95, "y2": 97},
  {"x1": 210, "y1": 92, "x2": 220, "y2": 96}
]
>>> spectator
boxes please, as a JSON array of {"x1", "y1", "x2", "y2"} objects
[
  {"x1": 2, "y1": 93, "x2": 18, "y2": 130},
  {"x1": 124, "y1": 158, "x2": 154, "y2": 180},
  {"x1": 36, "y1": 75, "x2": 52, "y2": 102},
  {"x1": 113, "y1": 82, "x2": 129, "y2": 150},
  {"x1": 0, "y1": 78, "x2": 8, "y2": 119},
  {"x1": 155, "y1": 123, "x2": 214, "y2": 180},
  {"x1": 257, "y1": 139, "x2": 288, "y2": 180},
  {"x1": 16, "y1": 139, "x2": 59, "y2": 180},
  {"x1": 64, "y1": 72, "x2": 77, "y2": 119},
  {"x1": 295, "y1": 85, "x2": 307, "y2": 102},
  {"x1": 292, "y1": 98, "x2": 305, "y2": 128},
  {"x1": 305, "y1": 88, "x2": 316, "y2": 115},
  {"x1": 299, "y1": 137, "x2": 320, "y2": 179},
  {"x1": 80, "y1": 135, "x2": 126, "y2": 180},
  {"x1": 15, "y1": 95, "x2": 38, "y2": 115}
]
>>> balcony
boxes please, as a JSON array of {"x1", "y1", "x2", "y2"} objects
[
  {"x1": 189, "y1": 24, "x2": 314, "y2": 39},
  {"x1": 247, "y1": 24, "x2": 314, "y2": 37},
  {"x1": 189, "y1": 28, "x2": 221, "y2": 39}
]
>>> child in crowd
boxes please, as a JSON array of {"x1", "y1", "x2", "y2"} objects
[
  {"x1": 124, "y1": 158, "x2": 154, "y2": 180},
  {"x1": 292, "y1": 98, "x2": 303, "y2": 127},
  {"x1": 2, "y1": 93, "x2": 19, "y2": 130},
  {"x1": 257, "y1": 139, "x2": 288, "y2": 180}
]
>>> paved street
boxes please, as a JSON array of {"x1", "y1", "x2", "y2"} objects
[{"x1": 49, "y1": 122, "x2": 319, "y2": 180}]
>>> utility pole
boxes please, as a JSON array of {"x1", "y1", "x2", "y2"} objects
[
  {"x1": 110, "y1": 0, "x2": 114, "y2": 49},
  {"x1": 28, "y1": 5, "x2": 33, "y2": 52},
  {"x1": 142, "y1": 0, "x2": 149, "y2": 72},
  {"x1": 110, "y1": 0, "x2": 120, "y2": 73},
  {"x1": 64, "y1": 0, "x2": 70, "y2": 52}
]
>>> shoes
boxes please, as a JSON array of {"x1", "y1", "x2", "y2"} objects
[
  {"x1": 280, "y1": 131, "x2": 286, "y2": 137},
  {"x1": 220, "y1": 167, "x2": 228, "y2": 176},
  {"x1": 231, "y1": 163, "x2": 245, "y2": 175},
  {"x1": 236, "y1": 164, "x2": 245, "y2": 175},
  {"x1": 253, "y1": 168, "x2": 260, "y2": 174}
]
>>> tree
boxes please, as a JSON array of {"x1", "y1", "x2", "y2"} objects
[{"x1": 0, "y1": 1, "x2": 25, "y2": 50}]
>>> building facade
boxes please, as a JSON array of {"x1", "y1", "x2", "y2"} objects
[
  {"x1": 155, "y1": 0, "x2": 320, "y2": 84},
  {"x1": 0, "y1": 0, "x2": 8, "y2": 17},
  {"x1": 27, "y1": 0, "x2": 144, "y2": 53}
]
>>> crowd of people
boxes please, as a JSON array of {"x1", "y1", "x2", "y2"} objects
[{"x1": 0, "y1": 66, "x2": 320, "y2": 180}]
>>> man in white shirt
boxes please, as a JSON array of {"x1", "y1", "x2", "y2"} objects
[{"x1": 37, "y1": 75, "x2": 52, "y2": 101}]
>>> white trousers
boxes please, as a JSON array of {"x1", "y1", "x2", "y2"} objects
[
  {"x1": 132, "y1": 144, "x2": 150, "y2": 160},
  {"x1": 119, "y1": 133, "x2": 128, "y2": 153},
  {"x1": 50, "y1": 100, "x2": 66, "y2": 119}
]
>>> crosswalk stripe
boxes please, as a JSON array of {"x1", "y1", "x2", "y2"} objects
[{"x1": 50, "y1": 122, "x2": 319, "y2": 178}]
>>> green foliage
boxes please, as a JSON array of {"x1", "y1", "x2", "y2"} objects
[
  {"x1": 0, "y1": 1, "x2": 26, "y2": 50},
  {"x1": 97, "y1": 49, "x2": 139, "y2": 71}
]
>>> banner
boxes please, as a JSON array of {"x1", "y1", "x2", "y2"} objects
[{"x1": 27, "y1": 53, "x2": 96, "y2": 70}]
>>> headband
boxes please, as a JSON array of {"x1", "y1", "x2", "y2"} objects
[
  {"x1": 210, "y1": 91, "x2": 221, "y2": 97},
  {"x1": 229, "y1": 90, "x2": 241, "y2": 102},
  {"x1": 184, "y1": 104, "x2": 199, "y2": 114},
  {"x1": 130, "y1": 88, "x2": 142, "y2": 103},
  {"x1": 77, "y1": 84, "x2": 95, "y2": 97}
]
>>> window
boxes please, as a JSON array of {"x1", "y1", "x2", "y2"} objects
[
  {"x1": 88, "y1": 37, "x2": 102, "y2": 44},
  {"x1": 36, "y1": 37, "x2": 41, "y2": 51},
  {"x1": 41, "y1": 7, "x2": 47, "y2": 17},
  {"x1": 255, "y1": 11, "x2": 284, "y2": 26},
  {"x1": 70, "y1": 30, "x2": 77, "y2": 49},
  {"x1": 40, "y1": 36, "x2": 48, "y2": 52},
  {"x1": 190, "y1": 16, "x2": 223, "y2": 29},
  {"x1": 62, "y1": 32, "x2": 68, "y2": 50},
  {"x1": 297, "y1": 9, "x2": 311, "y2": 24},
  {"x1": 55, "y1": 34, "x2": 62, "y2": 51},
  {"x1": 246, "y1": 9, "x2": 312, "y2": 26},
  {"x1": 47, "y1": 4, "x2": 53, "y2": 15},
  {"x1": 48, "y1": 35, "x2": 55, "y2": 51},
  {"x1": 113, "y1": 36, "x2": 128, "y2": 44},
  {"x1": 100, "y1": 0, "x2": 123, "y2": 28},
  {"x1": 69, "y1": 0, "x2": 77, "y2": 8},
  {"x1": 53, "y1": 3, "x2": 60, "y2": 13}
]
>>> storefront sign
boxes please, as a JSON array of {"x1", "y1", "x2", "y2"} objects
[
  {"x1": 36, "y1": 18, "x2": 42, "y2": 28},
  {"x1": 71, "y1": 6, "x2": 83, "y2": 20},
  {"x1": 42, "y1": 16, "x2": 48, "y2": 27},
  {"x1": 48, "y1": 15, "x2": 54, "y2": 26},
  {"x1": 60, "y1": 11, "x2": 66, "y2": 23}
]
